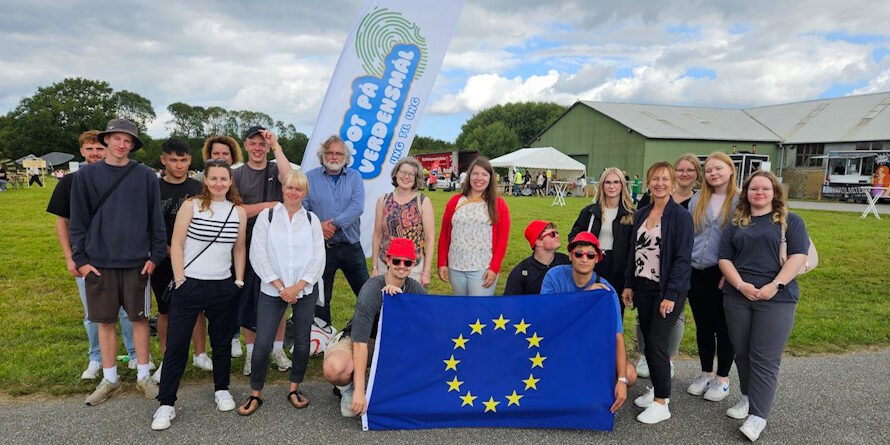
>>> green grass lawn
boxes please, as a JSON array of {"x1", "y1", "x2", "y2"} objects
[{"x1": 1, "y1": 181, "x2": 888, "y2": 396}]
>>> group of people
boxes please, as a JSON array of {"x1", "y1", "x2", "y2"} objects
[{"x1": 49, "y1": 118, "x2": 809, "y2": 442}]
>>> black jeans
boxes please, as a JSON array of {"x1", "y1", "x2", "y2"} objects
[
  {"x1": 316, "y1": 243, "x2": 369, "y2": 324},
  {"x1": 250, "y1": 288, "x2": 317, "y2": 390},
  {"x1": 158, "y1": 277, "x2": 238, "y2": 406},
  {"x1": 634, "y1": 278, "x2": 686, "y2": 400},
  {"x1": 688, "y1": 266, "x2": 734, "y2": 376}
]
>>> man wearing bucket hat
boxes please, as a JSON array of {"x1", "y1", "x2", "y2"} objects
[
  {"x1": 503, "y1": 220, "x2": 570, "y2": 295},
  {"x1": 540, "y1": 231, "x2": 636, "y2": 413},
  {"x1": 69, "y1": 118, "x2": 167, "y2": 405},
  {"x1": 320, "y1": 238, "x2": 426, "y2": 418}
]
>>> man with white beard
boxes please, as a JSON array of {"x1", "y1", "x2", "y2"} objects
[{"x1": 303, "y1": 135, "x2": 368, "y2": 326}]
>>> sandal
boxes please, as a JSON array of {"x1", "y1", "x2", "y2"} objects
[
  {"x1": 288, "y1": 389, "x2": 309, "y2": 409},
  {"x1": 237, "y1": 396, "x2": 263, "y2": 416}
]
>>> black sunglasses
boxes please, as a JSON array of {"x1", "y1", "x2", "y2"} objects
[
  {"x1": 391, "y1": 258, "x2": 414, "y2": 267},
  {"x1": 573, "y1": 251, "x2": 598, "y2": 260}
]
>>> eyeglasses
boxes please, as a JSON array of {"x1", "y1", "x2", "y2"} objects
[
  {"x1": 539, "y1": 230, "x2": 558, "y2": 240},
  {"x1": 391, "y1": 258, "x2": 414, "y2": 267},
  {"x1": 325, "y1": 151, "x2": 346, "y2": 158},
  {"x1": 676, "y1": 169, "x2": 697, "y2": 175},
  {"x1": 396, "y1": 170, "x2": 415, "y2": 178},
  {"x1": 572, "y1": 251, "x2": 599, "y2": 260}
]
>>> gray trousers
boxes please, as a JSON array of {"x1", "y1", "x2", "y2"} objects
[
  {"x1": 723, "y1": 292, "x2": 797, "y2": 419},
  {"x1": 250, "y1": 289, "x2": 317, "y2": 391}
]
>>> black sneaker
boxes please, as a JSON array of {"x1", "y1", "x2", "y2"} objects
[{"x1": 332, "y1": 386, "x2": 341, "y2": 398}]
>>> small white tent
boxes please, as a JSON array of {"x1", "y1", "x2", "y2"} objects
[{"x1": 490, "y1": 147, "x2": 586, "y2": 175}]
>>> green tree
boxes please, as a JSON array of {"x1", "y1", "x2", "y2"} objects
[
  {"x1": 166, "y1": 102, "x2": 206, "y2": 138},
  {"x1": 112, "y1": 90, "x2": 156, "y2": 132},
  {"x1": 455, "y1": 102, "x2": 566, "y2": 158},
  {"x1": 410, "y1": 135, "x2": 456, "y2": 154}
]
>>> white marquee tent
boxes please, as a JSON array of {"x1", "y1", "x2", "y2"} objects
[{"x1": 489, "y1": 147, "x2": 586, "y2": 175}]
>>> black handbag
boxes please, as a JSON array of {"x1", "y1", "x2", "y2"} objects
[{"x1": 159, "y1": 204, "x2": 235, "y2": 305}]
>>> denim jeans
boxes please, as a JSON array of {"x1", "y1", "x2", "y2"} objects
[
  {"x1": 448, "y1": 268, "x2": 497, "y2": 296},
  {"x1": 76, "y1": 276, "x2": 137, "y2": 361}
]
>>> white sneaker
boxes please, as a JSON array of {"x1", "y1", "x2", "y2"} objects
[
  {"x1": 272, "y1": 349, "x2": 292, "y2": 371},
  {"x1": 636, "y1": 356, "x2": 650, "y2": 379},
  {"x1": 727, "y1": 396, "x2": 749, "y2": 419},
  {"x1": 339, "y1": 383, "x2": 356, "y2": 417},
  {"x1": 637, "y1": 399, "x2": 671, "y2": 424},
  {"x1": 704, "y1": 379, "x2": 730, "y2": 401},
  {"x1": 152, "y1": 361, "x2": 163, "y2": 384},
  {"x1": 193, "y1": 353, "x2": 213, "y2": 371},
  {"x1": 85, "y1": 378, "x2": 120, "y2": 406},
  {"x1": 128, "y1": 356, "x2": 156, "y2": 370},
  {"x1": 740, "y1": 415, "x2": 767, "y2": 441},
  {"x1": 634, "y1": 386, "x2": 654, "y2": 408},
  {"x1": 231, "y1": 339, "x2": 243, "y2": 358},
  {"x1": 242, "y1": 351, "x2": 252, "y2": 376},
  {"x1": 81, "y1": 361, "x2": 101, "y2": 380},
  {"x1": 687, "y1": 372, "x2": 713, "y2": 396},
  {"x1": 137, "y1": 375, "x2": 159, "y2": 400},
  {"x1": 151, "y1": 405, "x2": 176, "y2": 431},
  {"x1": 148, "y1": 359, "x2": 157, "y2": 371},
  {"x1": 128, "y1": 357, "x2": 137, "y2": 370},
  {"x1": 215, "y1": 390, "x2": 236, "y2": 412}
]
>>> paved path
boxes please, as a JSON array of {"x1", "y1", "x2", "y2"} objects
[
  {"x1": 788, "y1": 199, "x2": 890, "y2": 215},
  {"x1": 2, "y1": 349, "x2": 888, "y2": 444}
]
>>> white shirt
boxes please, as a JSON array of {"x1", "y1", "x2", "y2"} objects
[
  {"x1": 250, "y1": 203, "x2": 325, "y2": 303},
  {"x1": 598, "y1": 207, "x2": 619, "y2": 251}
]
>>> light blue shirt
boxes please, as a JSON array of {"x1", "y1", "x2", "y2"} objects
[
  {"x1": 540, "y1": 265, "x2": 622, "y2": 334},
  {"x1": 303, "y1": 166, "x2": 365, "y2": 245},
  {"x1": 688, "y1": 191, "x2": 739, "y2": 269}
]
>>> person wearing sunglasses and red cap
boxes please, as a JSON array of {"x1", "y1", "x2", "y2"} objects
[
  {"x1": 503, "y1": 220, "x2": 570, "y2": 295},
  {"x1": 540, "y1": 231, "x2": 636, "y2": 414},
  {"x1": 322, "y1": 238, "x2": 427, "y2": 418}
]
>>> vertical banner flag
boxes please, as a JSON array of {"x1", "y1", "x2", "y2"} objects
[
  {"x1": 300, "y1": 0, "x2": 464, "y2": 256},
  {"x1": 363, "y1": 290, "x2": 619, "y2": 431}
]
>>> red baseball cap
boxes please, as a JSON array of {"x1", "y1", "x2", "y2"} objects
[
  {"x1": 524, "y1": 220, "x2": 551, "y2": 250},
  {"x1": 387, "y1": 238, "x2": 416, "y2": 260},
  {"x1": 568, "y1": 231, "x2": 602, "y2": 260}
]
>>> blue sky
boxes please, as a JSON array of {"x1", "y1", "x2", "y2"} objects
[{"x1": 1, "y1": 0, "x2": 889, "y2": 145}]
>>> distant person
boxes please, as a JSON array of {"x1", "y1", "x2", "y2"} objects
[
  {"x1": 322, "y1": 238, "x2": 426, "y2": 417},
  {"x1": 150, "y1": 138, "x2": 212, "y2": 383},
  {"x1": 69, "y1": 118, "x2": 166, "y2": 404},
  {"x1": 540, "y1": 231, "x2": 636, "y2": 414},
  {"x1": 536, "y1": 173, "x2": 545, "y2": 197},
  {"x1": 46, "y1": 130, "x2": 137, "y2": 380},
  {"x1": 371, "y1": 157, "x2": 435, "y2": 286},
  {"x1": 718, "y1": 171, "x2": 810, "y2": 442},
  {"x1": 303, "y1": 135, "x2": 368, "y2": 325},
  {"x1": 438, "y1": 157, "x2": 511, "y2": 296},
  {"x1": 28, "y1": 165, "x2": 43, "y2": 187},
  {"x1": 503, "y1": 220, "x2": 569, "y2": 295},
  {"x1": 231, "y1": 126, "x2": 293, "y2": 376},
  {"x1": 459, "y1": 169, "x2": 467, "y2": 186},
  {"x1": 632, "y1": 174, "x2": 642, "y2": 204},
  {"x1": 0, "y1": 162, "x2": 7, "y2": 191}
]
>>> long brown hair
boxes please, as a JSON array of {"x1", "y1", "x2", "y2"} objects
[
  {"x1": 198, "y1": 160, "x2": 243, "y2": 215},
  {"x1": 459, "y1": 156, "x2": 499, "y2": 224},
  {"x1": 733, "y1": 170, "x2": 787, "y2": 231},
  {"x1": 692, "y1": 152, "x2": 738, "y2": 232},
  {"x1": 595, "y1": 167, "x2": 635, "y2": 224}
]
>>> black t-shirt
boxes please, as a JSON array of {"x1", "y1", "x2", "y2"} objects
[
  {"x1": 503, "y1": 252, "x2": 571, "y2": 295},
  {"x1": 46, "y1": 173, "x2": 76, "y2": 218},
  {"x1": 159, "y1": 178, "x2": 203, "y2": 244}
]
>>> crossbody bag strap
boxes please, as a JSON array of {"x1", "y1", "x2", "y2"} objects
[
  {"x1": 91, "y1": 161, "x2": 139, "y2": 218},
  {"x1": 261, "y1": 162, "x2": 270, "y2": 203},
  {"x1": 184, "y1": 204, "x2": 235, "y2": 270}
]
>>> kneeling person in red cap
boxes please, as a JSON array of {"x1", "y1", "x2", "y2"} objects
[
  {"x1": 540, "y1": 231, "x2": 636, "y2": 413},
  {"x1": 322, "y1": 238, "x2": 427, "y2": 418},
  {"x1": 503, "y1": 220, "x2": 570, "y2": 295}
]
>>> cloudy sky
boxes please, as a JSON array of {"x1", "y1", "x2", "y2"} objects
[{"x1": 2, "y1": 0, "x2": 889, "y2": 143}]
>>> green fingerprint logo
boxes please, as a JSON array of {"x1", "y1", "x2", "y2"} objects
[{"x1": 356, "y1": 7, "x2": 428, "y2": 80}]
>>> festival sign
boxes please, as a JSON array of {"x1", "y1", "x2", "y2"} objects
[{"x1": 301, "y1": 0, "x2": 464, "y2": 256}]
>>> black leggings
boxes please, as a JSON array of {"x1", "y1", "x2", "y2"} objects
[
  {"x1": 688, "y1": 266, "x2": 734, "y2": 377},
  {"x1": 635, "y1": 278, "x2": 686, "y2": 399}
]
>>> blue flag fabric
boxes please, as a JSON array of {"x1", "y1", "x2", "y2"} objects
[{"x1": 362, "y1": 290, "x2": 618, "y2": 431}]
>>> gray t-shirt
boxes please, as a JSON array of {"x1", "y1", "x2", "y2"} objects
[
  {"x1": 718, "y1": 212, "x2": 809, "y2": 303},
  {"x1": 233, "y1": 162, "x2": 282, "y2": 237},
  {"x1": 349, "y1": 275, "x2": 427, "y2": 343}
]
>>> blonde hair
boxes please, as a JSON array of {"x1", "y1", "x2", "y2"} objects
[
  {"x1": 733, "y1": 170, "x2": 787, "y2": 231},
  {"x1": 646, "y1": 161, "x2": 676, "y2": 189},
  {"x1": 595, "y1": 167, "x2": 635, "y2": 224},
  {"x1": 692, "y1": 152, "x2": 738, "y2": 232},
  {"x1": 282, "y1": 169, "x2": 310, "y2": 193}
]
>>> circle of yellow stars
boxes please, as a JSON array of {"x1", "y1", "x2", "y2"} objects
[{"x1": 442, "y1": 314, "x2": 545, "y2": 413}]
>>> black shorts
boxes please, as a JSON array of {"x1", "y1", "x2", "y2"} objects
[
  {"x1": 150, "y1": 258, "x2": 174, "y2": 314},
  {"x1": 85, "y1": 267, "x2": 150, "y2": 322}
]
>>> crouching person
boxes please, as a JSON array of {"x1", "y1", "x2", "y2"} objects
[{"x1": 322, "y1": 238, "x2": 426, "y2": 417}]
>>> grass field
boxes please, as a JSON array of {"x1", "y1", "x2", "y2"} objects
[{"x1": 1, "y1": 180, "x2": 888, "y2": 396}]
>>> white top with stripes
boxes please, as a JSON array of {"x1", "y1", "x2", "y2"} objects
[{"x1": 183, "y1": 200, "x2": 239, "y2": 280}]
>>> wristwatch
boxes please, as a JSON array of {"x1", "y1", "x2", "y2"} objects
[
  {"x1": 773, "y1": 280, "x2": 786, "y2": 290},
  {"x1": 617, "y1": 376, "x2": 629, "y2": 384}
]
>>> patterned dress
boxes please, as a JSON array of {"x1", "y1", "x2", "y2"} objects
[{"x1": 379, "y1": 192, "x2": 425, "y2": 263}]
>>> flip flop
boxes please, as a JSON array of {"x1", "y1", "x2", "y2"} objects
[
  {"x1": 288, "y1": 389, "x2": 309, "y2": 409},
  {"x1": 238, "y1": 396, "x2": 263, "y2": 416}
]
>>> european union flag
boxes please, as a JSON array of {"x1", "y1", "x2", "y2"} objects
[{"x1": 363, "y1": 290, "x2": 618, "y2": 431}]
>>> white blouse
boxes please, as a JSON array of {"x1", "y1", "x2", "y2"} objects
[{"x1": 250, "y1": 203, "x2": 325, "y2": 304}]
